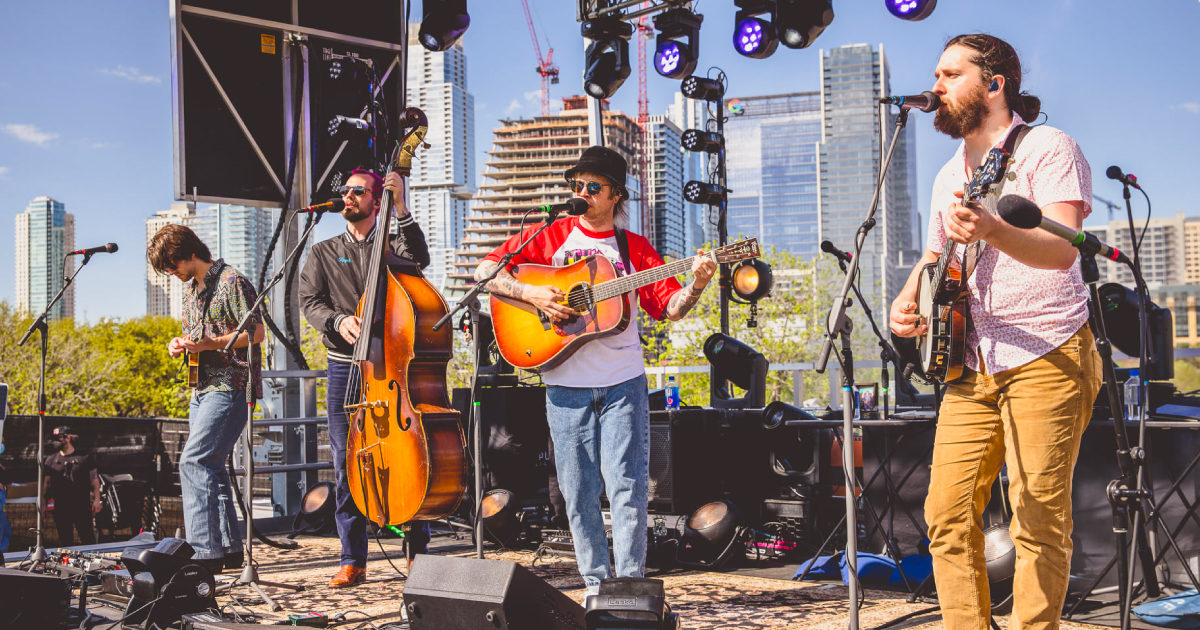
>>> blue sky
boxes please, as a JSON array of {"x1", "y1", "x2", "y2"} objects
[{"x1": 1, "y1": 0, "x2": 1197, "y2": 322}]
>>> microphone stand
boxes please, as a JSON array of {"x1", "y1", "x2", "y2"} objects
[
  {"x1": 222, "y1": 211, "x2": 324, "y2": 609},
  {"x1": 17, "y1": 252, "x2": 104, "y2": 569},
  {"x1": 815, "y1": 106, "x2": 911, "y2": 630},
  {"x1": 432, "y1": 209, "x2": 570, "y2": 559}
]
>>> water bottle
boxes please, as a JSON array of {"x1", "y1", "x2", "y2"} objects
[
  {"x1": 665, "y1": 375, "x2": 680, "y2": 410},
  {"x1": 1124, "y1": 369, "x2": 1140, "y2": 423}
]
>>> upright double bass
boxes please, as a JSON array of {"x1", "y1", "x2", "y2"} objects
[{"x1": 344, "y1": 108, "x2": 466, "y2": 526}]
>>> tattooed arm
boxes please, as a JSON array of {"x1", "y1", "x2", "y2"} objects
[
  {"x1": 475, "y1": 259, "x2": 575, "y2": 323},
  {"x1": 664, "y1": 249, "x2": 718, "y2": 321}
]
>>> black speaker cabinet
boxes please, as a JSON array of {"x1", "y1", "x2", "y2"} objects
[
  {"x1": 403, "y1": 555, "x2": 585, "y2": 629},
  {"x1": 0, "y1": 567, "x2": 71, "y2": 627}
]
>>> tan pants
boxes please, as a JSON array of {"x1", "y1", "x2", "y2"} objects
[{"x1": 926, "y1": 326, "x2": 1102, "y2": 630}]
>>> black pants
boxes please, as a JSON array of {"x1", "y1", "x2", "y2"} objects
[{"x1": 53, "y1": 499, "x2": 96, "y2": 546}]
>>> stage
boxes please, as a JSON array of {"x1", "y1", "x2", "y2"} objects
[{"x1": 41, "y1": 530, "x2": 1139, "y2": 629}]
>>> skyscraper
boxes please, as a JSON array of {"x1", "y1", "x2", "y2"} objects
[
  {"x1": 645, "y1": 115, "x2": 685, "y2": 260},
  {"x1": 820, "y1": 43, "x2": 920, "y2": 314},
  {"x1": 15, "y1": 196, "x2": 75, "y2": 321},
  {"x1": 666, "y1": 92, "x2": 710, "y2": 250},
  {"x1": 447, "y1": 97, "x2": 643, "y2": 297},
  {"x1": 722, "y1": 92, "x2": 823, "y2": 257},
  {"x1": 145, "y1": 202, "x2": 195, "y2": 318},
  {"x1": 406, "y1": 27, "x2": 475, "y2": 290}
]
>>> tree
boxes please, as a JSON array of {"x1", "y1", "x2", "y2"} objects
[
  {"x1": 641, "y1": 247, "x2": 881, "y2": 408},
  {"x1": 0, "y1": 303, "x2": 188, "y2": 418}
]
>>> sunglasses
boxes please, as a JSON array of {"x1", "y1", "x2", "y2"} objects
[
  {"x1": 337, "y1": 185, "x2": 369, "y2": 197},
  {"x1": 568, "y1": 179, "x2": 610, "y2": 196}
]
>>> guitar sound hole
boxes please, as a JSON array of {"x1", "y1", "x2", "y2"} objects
[{"x1": 565, "y1": 284, "x2": 595, "y2": 314}]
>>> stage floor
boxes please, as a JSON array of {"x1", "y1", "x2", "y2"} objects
[{"x1": 62, "y1": 529, "x2": 1138, "y2": 629}]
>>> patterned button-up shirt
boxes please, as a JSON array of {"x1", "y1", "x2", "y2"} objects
[
  {"x1": 926, "y1": 113, "x2": 1093, "y2": 374},
  {"x1": 182, "y1": 259, "x2": 263, "y2": 398}
]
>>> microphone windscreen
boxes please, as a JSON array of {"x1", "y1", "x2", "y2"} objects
[
  {"x1": 567, "y1": 197, "x2": 589, "y2": 215},
  {"x1": 820, "y1": 240, "x2": 836, "y2": 253},
  {"x1": 330, "y1": 198, "x2": 346, "y2": 211},
  {"x1": 105, "y1": 242, "x2": 119, "y2": 253},
  {"x1": 918, "y1": 91, "x2": 942, "y2": 112},
  {"x1": 1105, "y1": 165, "x2": 1124, "y2": 181},
  {"x1": 996, "y1": 195, "x2": 1042, "y2": 229}
]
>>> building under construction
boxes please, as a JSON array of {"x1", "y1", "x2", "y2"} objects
[{"x1": 446, "y1": 96, "x2": 644, "y2": 297}]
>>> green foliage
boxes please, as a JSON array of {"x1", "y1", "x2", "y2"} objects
[
  {"x1": 0, "y1": 302, "x2": 188, "y2": 418},
  {"x1": 641, "y1": 247, "x2": 880, "y2": 407}
]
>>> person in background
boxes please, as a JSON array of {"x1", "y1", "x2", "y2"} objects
[{"x1": 42, "y1": 425, "x2": 101, "y2": 546}]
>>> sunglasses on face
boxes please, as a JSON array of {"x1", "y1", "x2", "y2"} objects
[
  {"x1": 568, "y1": 179, "x2": 610, "y2": 196},
  {"x1": 337, "y1": 185, "x2": 369, "y2": 197}
]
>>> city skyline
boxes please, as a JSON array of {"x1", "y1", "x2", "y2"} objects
[{"x1": 1, "y1": 1, "x2": 1197, "y2": 321}]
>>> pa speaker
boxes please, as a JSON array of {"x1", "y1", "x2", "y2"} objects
[
  {"x1": 403, "y1": 555, "x2": 585, "y2": 629},
  {"x1": 0, "y1": 567, "x2": 71, "y2": 628}
]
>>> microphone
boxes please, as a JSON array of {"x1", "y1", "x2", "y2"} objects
[
  {"x1": 820, "y1": 240, "x2": 853, "y2": 265},
  {"x1": 538, "y1": 197, "x2": 589, "y2": 217},
  {"x1": 296, "y1": 199, "x2": 346, "y2": 214},
  {"x1": 69, "y1": 243, "x2": 118, "y2": 256},
  {"x1": 1106, "y1": 165, "x2": 1141, "y2": 190},
  {"x1": 996, "y1": 195, "x2": 1130, "y2": 265},
  {"x1": 879, "y1": 91, "x2": 942, "y2": 112}
]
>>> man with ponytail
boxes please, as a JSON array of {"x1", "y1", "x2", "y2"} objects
[{"x1": 889, "y1": 34, "x2": 1100, "y2": 630}]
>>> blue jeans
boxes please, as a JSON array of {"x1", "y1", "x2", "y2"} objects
[
  {"x1": 181, "y1": 389, "x2": 248, "y2": 560},
  {"x1": 546, "y1": 373, "x2": 650, "y2": 592},
  {"x1": 327, "y1": 361, "x2": 429, "y2": 567},
  {"x1": 0, "y1": 488, "x2": 11, "y2": 553}
]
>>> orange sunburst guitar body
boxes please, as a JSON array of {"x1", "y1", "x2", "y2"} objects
[
  {"x1": 491, "y1": 255, "x2": 630, "y2": 371},
  {"x1": 490, "y1": 238, "x2": 761, "y2": 371}
]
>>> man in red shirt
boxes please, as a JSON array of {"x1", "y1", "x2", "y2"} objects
[{"x1": 475, "y1": 146, "x2": 716, "y2": 596}]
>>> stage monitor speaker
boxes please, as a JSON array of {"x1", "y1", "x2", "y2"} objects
[
  {"x1": 0, "y1": 567, "x2": 71, "y2": 628},
  {"x1": 403, "y1": 555, "x2": 586, "y2": 629}
]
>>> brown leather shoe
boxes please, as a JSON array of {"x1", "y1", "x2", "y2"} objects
[{"x1": 328, "y1": 565, "x2": 366, "y2": 588}]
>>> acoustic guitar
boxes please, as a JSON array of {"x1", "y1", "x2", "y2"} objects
[
  {"x1": 490, "y1": 238, "x2": 761, "y2": 371},
  {"x1": 913, "y1": 147, "x2": 1015, "y2": 383}
]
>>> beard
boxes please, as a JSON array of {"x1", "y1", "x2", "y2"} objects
[
  {"x1": 934, "y1": 83, "x2": 988, "y2": 139},
  {"x1": 342, "y1": 202, "x2": 372, "y2": 222}
]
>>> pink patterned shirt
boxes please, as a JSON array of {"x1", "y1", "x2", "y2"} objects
[{"x1": 925, "y1": 113, "x2": 1093, "y2": 374}]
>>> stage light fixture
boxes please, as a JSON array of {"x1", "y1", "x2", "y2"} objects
[
  {"x1": 419, "y1": 0, "x2": 470, "y2": 52},
  {"x1": 328, "y1": 54, "x2": 372, "y2": 83},
  {"x1": 652, "y1": 8, "x2": 702, "y2": 79},
  {"x1": 704, "y1": 333, "x2": 768, "y2": 409},
  {"x1": 733, "y1": 0, "x2": 778, "y2": 59},
  {"x1": 328, "y1": 115, "x2": 371, "y2": 140},
  {"x1": 582, "y1": 17, "x2": 634, "y2": 99},
  {"x1": 777, "y1": 0, "x2": 834, "y2": 49},
  {"x1": 677, "y1": 499, "x2": 745, "y2": 568},
  {"x1": 480, "y1": 488, "x2": 522, "y2": 546},
  {"x1": 681, "y1": 129, "x2": 723, "y2": 153},
  {"x1": 885, "y1": 0, "x2": 937, "y2": 21},
  {"x1": 732, "y1": 259, "x2": 773, "y2": 302},
  {"x1": 681, "y1": 75, "x2": 725, "y2": 102},
  {"x1": 290, "y1": 481, "x2": 335, "y2": 536},
  {"x1": 683, "y1": 180, "x2": 725, "y2": 206},
  {"x1": 1097, "y1": 283, "x2": 1175, "y2": 381}
]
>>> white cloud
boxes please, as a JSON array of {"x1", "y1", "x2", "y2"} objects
[
  {"x1": 1172, "y1": 102, "x2": 1200, "y2": 114},
  {"x1": 0, "y1": 166, "x2": 9, "y2": 177},
  {"x1": 504, "y1": 99, "x2": 524, "y2": 116},
  {"x1": 99, "y1": 65, "x2": 162, "y2": 85},
  {"x1": 3, "y1": 123, "x2": 59, "y2": 146}
]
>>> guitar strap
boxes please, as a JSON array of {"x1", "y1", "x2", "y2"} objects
[
  {"x1": 961, "y1": 124, "x2": 1032, "y2": 287},
  {"x1": 614, "y1": 228, "x2": 634, "y2": 279}
]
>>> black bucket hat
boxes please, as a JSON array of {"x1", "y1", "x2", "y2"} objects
[{"x1": 564, "y1": 145, "x2": 627, "y2": 192}]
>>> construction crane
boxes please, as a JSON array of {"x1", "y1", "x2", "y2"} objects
[
  {"x1": 635, "y1": 4, "x2": 654, "y2": 238},
  {"x1": 519, "y1": 0, "x2": 559, "y2": 116},
  {"x1": 1094, "y1": 194, "x2": 1122, "y2": 222}
]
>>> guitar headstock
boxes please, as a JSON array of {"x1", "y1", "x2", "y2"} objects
[
  {"x1": 714, "y1": 238, "x2": 761, "y2": 264},
  {"x1": 964, "y1": 147, "x2": 1012, "y2": 202}
]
